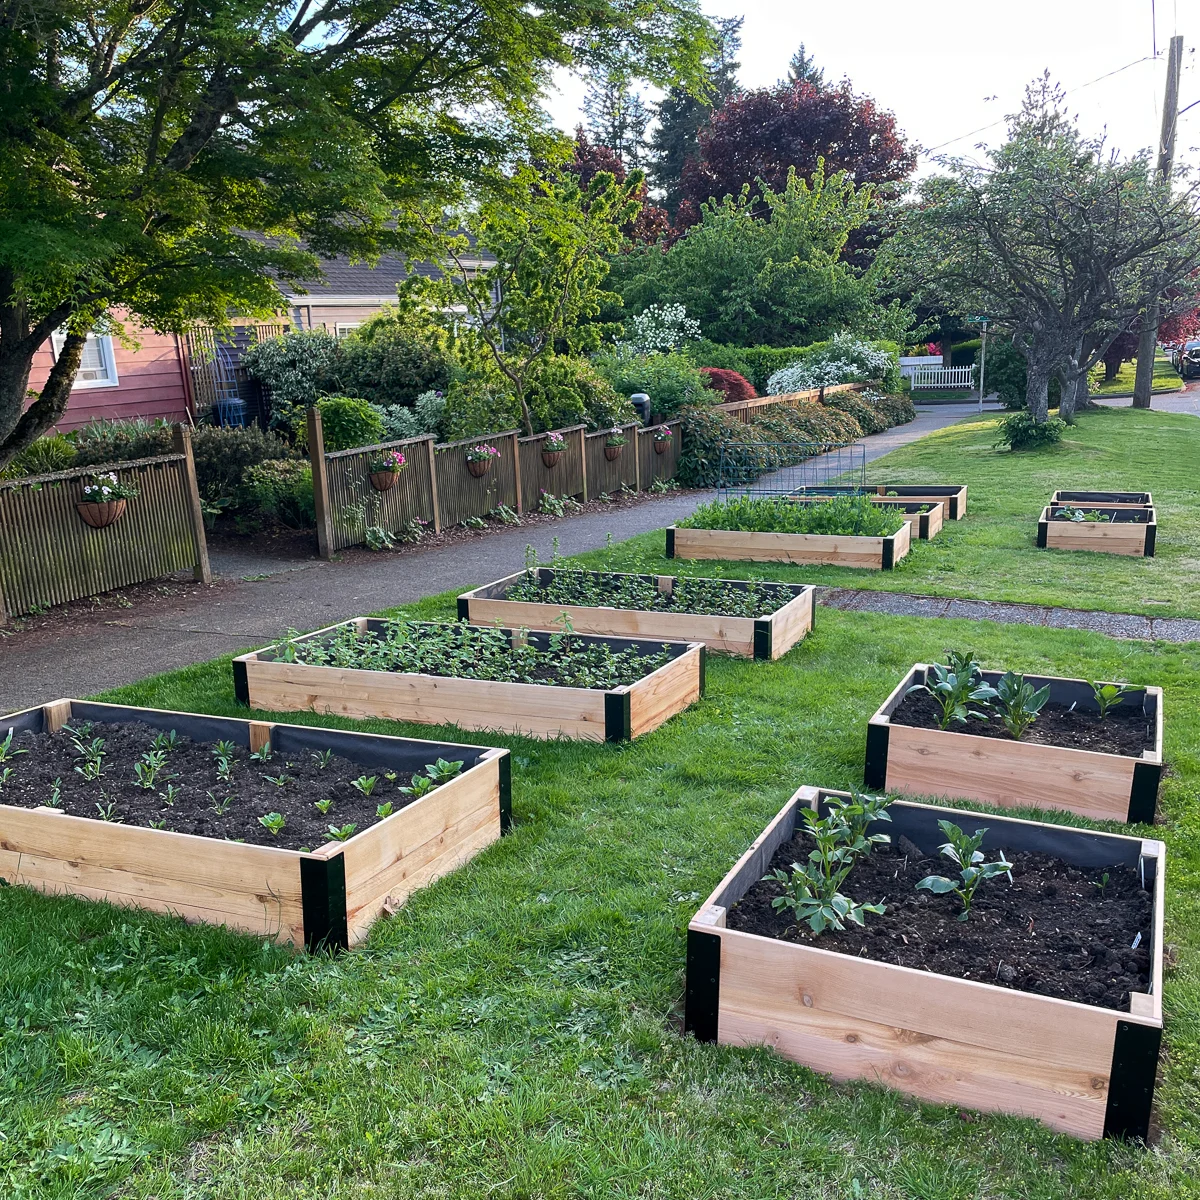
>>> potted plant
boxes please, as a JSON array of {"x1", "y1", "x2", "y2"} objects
[
  {"x1": 465, "y1": 444, "x2": 500, "y2": 478},
  {"x1": 367, "y1": 450, "x2": 406, "y2": 492},
  {"x1": 77, "y1": 472, "x2": 139, "y2": 528},
  {"x1": 687, "y1": 784, "x2": 1164, "y2": 1140},
  {"x1": 651, "y1": 425, "x2": 673, "y2": 455},
  {"x1": 541, "y1": 431, "x2": 568, "y2": 468},
  {"x1": 604, "y1": 427, "x2": 627, "y2": 461}
]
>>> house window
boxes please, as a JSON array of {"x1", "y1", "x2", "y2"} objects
[
  {"x1": 335, "y1": 323, "x2": 362, "y2": 338},
  {"x1": 50, "y1": 331, "x2": 119, "y2": 388}
]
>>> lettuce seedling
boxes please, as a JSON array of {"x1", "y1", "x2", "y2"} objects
[
  {"x1": 917, "y1": 820, "x2": 1012, "y2": 920},
  {"x1": 993, "y1": 672, "x2": 1051, "y2": 740},
  {"x1": 313, "y1": 798, "x2": 333, "y2": 815}
]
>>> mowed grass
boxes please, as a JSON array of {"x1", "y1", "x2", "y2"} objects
[
  {"x1": 4, "y1": 594, "x2": 1200, "y2": 1198},
  {"x1": 1090, "y1": 352, "x2": 1181, "y2": 396},
  {"x1": 603, "y1": 406, "x2": 1200, "y2": 619}
]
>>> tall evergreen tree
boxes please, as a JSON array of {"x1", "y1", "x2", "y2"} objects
[
  {"x1": 786, "y1": 43, "x2": 825, "y2": 88},
  {"x1": 648, "y1": 16, "x2": 742, "y2": 219}
]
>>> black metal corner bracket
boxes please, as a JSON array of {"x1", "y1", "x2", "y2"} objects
[
  {"x1": 1103, "y1": 1020, "x2": 1161, "y2": 1141},
  {"x1": 300, "y1": 853, "x2": 349, "y2": 953},
  {"x1": 605, "y1": 690, "x2": 632, "y2": 742},
  {"x1": 685, "y1": 928, "x2": 721, "y2": 1043},
  {"x1": 864, "y1": 722, "x2": 890, "y2": 790},
  {"x1": 753, "y1": 618, "x2": 773, "y2": 661},
  {"x1": 232, "y1": 659, "x2": 250, "y2": 707}
]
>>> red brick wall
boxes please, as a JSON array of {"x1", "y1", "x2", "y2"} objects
[{"x1": 27, "y1": 324, "x2": 189, "y2": 432}]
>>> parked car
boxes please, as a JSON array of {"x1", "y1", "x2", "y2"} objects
[{"x1": 1178, "y1": 340, "x2": 1200, "y2": 379}]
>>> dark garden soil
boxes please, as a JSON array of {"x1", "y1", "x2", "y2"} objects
[
  {"x1": 728, "y1": 833, "x2": 1152, "y2": 1011},
  {"x1": 1, "y1": 721, "x2": 437, "y2": 851},
  {"x1": 892, "y1": 687, "x2": 1153, "y2": 757},
  {"x1": 1048, "y1": 508, "x2": 1150, "y2": 523}
]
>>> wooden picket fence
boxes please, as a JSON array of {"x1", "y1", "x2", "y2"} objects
[
  {"x1": 713, "y1": 381, "x2": 869, "y2": 424},
  {"x1": 308, "y1": 408, "x2": 681, "y2": 557},
  {"x1": 0, "y1": 426, "x2": 211, "y2": 622}
]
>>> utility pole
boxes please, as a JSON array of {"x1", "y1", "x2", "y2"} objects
[
  {"x1": 978, "y1": 319, "x2": 988, "y2": 414},
  {"x1": 1133, "y1": 34, "x2": 1184, "y2": 408}
]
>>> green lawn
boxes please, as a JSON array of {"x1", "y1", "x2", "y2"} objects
[
  {"x1": 4, "y1": 596, "x2": 1200, "y2": 1198},
  {"x1": 608, "y1": 406, "x2": 1200, "y2": 619},
  {"x1": 1090, "y1": 352, "x2": 1181, "y2": 396}
]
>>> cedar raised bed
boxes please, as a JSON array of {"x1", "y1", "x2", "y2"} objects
[
  {"x1": 865, "y1": 665, "x2": 1163, "y2": 822},
  {"x1": 1050, "y1": 490, "x2": 1153, "y2": 509},
  {"x1": 686, "y1": 785, "x2": 1164, "y2": 1140},
  {"x1": 667, "y1": 518, "x2": 911, "y2": 570},
  {"x1": 457, "y1": 569, "x2": 814, "y2": 659},
  {"x1": 788, "y1": 484, "x2": 968, "y2": 519},
  {"x1": 787, "y1": 496, "x2": 943, "y2": 541},
  {"x1": 1039, "y1": 505, "x2": 1156, "y2": 557},
  {"x1": 235, "y1": 619, "x2": 705, "y2": 742},
  {"x1": 0, "y1": 698, "x2": 509, "y2": 949}
]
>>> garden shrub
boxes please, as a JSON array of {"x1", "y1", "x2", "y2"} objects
[
  {"x1": 819, "y1": 390, "x2": 888, "y2": 435},
  {"x1": 675, "y1": 406, "x2": 768, "y2": 487},
  {"x1": 374, "y1": 390, "x2": 447, "y2": 442},
  {"x1": 864, "y1": 389, "x2": 916, "y2": 426},
  {"x1": 240, "y1": 330, "x2": 342, "y2": 433},
  {"x1": 766, "y1": 334, "x2": 902, "y2": 394},
  {"x1": 339, "y1": 311, "x2": 452, "y2": 408},
  {"x1": 620, "y1": 303, "x2": 701, "y2": 354},
  {"x1": 244, "y1": 459, "x2": 315, "y2": 528},
  {"x1": 73, "y1": 417, "x2": 172, "y2": 463},
  {"x1": 592, "y1": 348, "x2": 708, "y2": 417},
  {"x1": 754, "y1": 404, "x2": 862, "y2": 446},
  {"x1": 995, "y1": 411, "x2": 1067, "y2": 451},
  {"x1": 526, "y1": 355, "x2": 635, "y2": 431},
  {"x1": 699, "y1": 367, "x2": 756, "y2": 404},
  {"x1": 314, "y1": 396, "x2": 385, "y2": 451},
  {"x1": 985, "y1": 339, "x2": 1062, "y2": 410},
  {"x1": 683, "y1": 340, "x2": 752, "y2": 379},
  {"x1": 441, "y1": 374, "x2": 521, "y2": 440},
  {"x1": 0, "y1": 433, "x2": 77, "y2": 478},
  {"x1": 735, "y1": 344, "x2": 824, "y2": 391}
]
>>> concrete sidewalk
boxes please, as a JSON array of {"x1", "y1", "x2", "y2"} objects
[{"x1": 0, "y1": 403, "x2": 997, "y2": 712}]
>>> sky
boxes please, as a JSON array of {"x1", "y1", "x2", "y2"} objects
[{"x1": 544, "y1": 0, "x2": 1198, "y2": 173}]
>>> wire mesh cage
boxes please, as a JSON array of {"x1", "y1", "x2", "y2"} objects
[{"x1": 717, "y1": 442, "x2": 868, "y2": 500}]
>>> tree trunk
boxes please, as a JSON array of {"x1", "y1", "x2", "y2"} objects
[
  {"x1": 1058, "y1": 371, "x2": 1077, "y2": 424},
  {"x1": 0, "y1": 331, "x2": 86, "y2": 470},
  {"x1": 1104, "y1": 358, "x2": 1120, "y2": 382},
  {"x1": 1025, "y1": 362, "x2": 1051, "y2": 422},
  {"x1": 1132, "y1": 308, "x2": 1158, "y2": 409}
]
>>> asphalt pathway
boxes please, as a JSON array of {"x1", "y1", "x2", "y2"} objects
[{"x1": 9, "y1": 401, "x2": 1196, "y2": 714}]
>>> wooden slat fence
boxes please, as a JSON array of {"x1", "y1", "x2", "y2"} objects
[
  {"x1": 308, "y1": 408, "x2": 684, "y2": 558},
  {"x1": 0, "y1": 427, "x2": 211, "y2": 621},
  {"x1": 714, "y1": 381, "x2": 869, "y2": 424}
]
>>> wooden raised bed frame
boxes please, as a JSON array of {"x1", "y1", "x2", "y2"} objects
[
  {"x1": 865, "y1": 665, "x2": 1163, "y2": 823},
  {"x1": 1039, "y1": 505, "x2": 1156, "y2": 557},
  {"x1": 235, "y1": 619, "x2": 705, "y2": 742},
  {"x1": 1050, "y1": 490, "x2": 1153, "y2": 509},
  {"x1": 458, "y1": 569, "x2": 814, "y2": 659},
  {"x1": 789, "y1": 484, "x2": 968, "y2": 519},
  {"x1": 786, "y1": 495, "x2": 943, "y2": 541},
  {"x1": 686, "y1": 785, "x2": 1164, "y2": 1140},
  {"x1": 0, "y1": 698, "x2": 509, "y2": 950},
  {"x1": 667, "y1": 518, "x2": 911, "y2": 570}
]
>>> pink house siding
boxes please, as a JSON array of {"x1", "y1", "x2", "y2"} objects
[{"x1": 27, "y1": 325, "x2": 190, "y2": 432}]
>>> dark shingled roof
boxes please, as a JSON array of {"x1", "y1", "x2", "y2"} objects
[{"x1": 280, "y1": 249, "x2": 494, "y2": 299}]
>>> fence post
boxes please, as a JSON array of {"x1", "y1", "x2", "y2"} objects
[
  {"x1": 511, "y1": 430, "x2": 523, "y2": 514},
  {"x1": 172, "y1": 424, "x2": 213, "y2": 584},
  {"x1": 307, "y1": 407, "x2": 334, "y2": 560},
  {"x1": 0, "y1": 565, "x2": 7, "y2": 626},
  {"x1": 426, "y1": 436, "x2": 442, "y2": 534},
  {"x1": 633, "y1": 423, "x2": 642, "y2": 492},
  {"x1": 579, "y1": 427, "x2": 589, "y2": 502}
]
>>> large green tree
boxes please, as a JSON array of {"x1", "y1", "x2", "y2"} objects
[
  {"x1": 0, "y1": 0, "x2": 709, "y2": 468},
  {"x1": 609, "y1": 163, "x2": 877, "y2": 346},
  {"x1": 888, "y1": 79, "x2": 1200, "y2": 421}
]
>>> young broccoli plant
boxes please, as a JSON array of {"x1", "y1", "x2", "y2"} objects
[
  {"x1": 993, "y1": 672, "x2": 1051, "y2": 741},
  {"x1": 909, "y1": 660, "x2": 997, "y2": 729},
  {"x1": 764, "y1": 794, "x2": 891, "y2": 934},
  {"x1": 917, "y1": 820, "x2": 1013, "y2": 920},
  {"x1": 1091, "y1": 681, "x2": 1133, "y2": 719}
]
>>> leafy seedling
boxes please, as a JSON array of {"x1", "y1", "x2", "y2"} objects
[
  {"x1": 384, "y1": 770, "x2": 398, "y2": 782},
  {"x1": 993, "y1": 672, "x2": 1051, "y2": 740},
  {"x1": 0, "y1": 729, "x2": 28, "y2": 763},
  {"x1": 909, "y1": 662, "x2": 997, "y2": 729},
  {"x1": 1091, "y1": 681, "x2": 1133, "y2": 719},
  {"x1": 350, "y1": 775, "x2": 378, "y2": 797},
  {"x1": 160, "y1": 783, "x2": 183, "y2": 806},
  {"x1": 313, "y1": 798, "x2": 333, "y2": 815},
  {"x1": 95, "y1": 800, "x2": 120, "y2": 822},
  {"x1": 49, "y1": 778, "x2": 62, "y2": 806},
  {"x1": 325, "y1": 823, "x2": 358, "y2": 842},
  {"x1": 424, "y1": 758, "x2": 464, "y2": 783},
  {"x1": 208, "y1": 792, "x2": 233, "y2": 816},
  {"x1": 0, "y1": 766, "x2": 11, "y2": 792},
  {"x1": 312, "y1": 749, "x2": 333, "y2": 770},
  {"x1": 150, "y1": 730, "x2": 178, "y2": 753},
  {"x1": 212, "y1": 740, "x2": 238, "y2": 761},
  {"x1": 375, "y1": 801, "x2": 394, "y2": 819},
  {"x1": 258, "y1": 812, "x2": 286, "y2": 836},
  {"x1": 917, "y1": 820, "x2": 1013, "y2": 920},
  {"x1": 250, "y1": 742, "x2": 274, "y2": 763},
  {"x1": 263, "y1": 773, "x2": 292, "y2": 788},
  {"x1": 399, "y1": 774, "x2": 434, "y2": 800},
  {"x1": 74, "y1": 759, "x2": 103, "y2": 782},
  {"x1": 1094, "y1": 872, "x2": 1110, "y2": 895}
]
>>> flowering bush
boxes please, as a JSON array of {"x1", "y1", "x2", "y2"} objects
[
  {"x1": 81, "y1": 472, "x2": 139, "y2": 502},
  {"x1": 622, "y1": 303, "x2": 701, "y2": 355},
  {"x1": 651, "y1": 425, "x2": 673, "y2": 442},
  {"x1": 699, "y1": 367, "x2": 756, "y2": 404},
  {"x1": 766, "y1": 334, "x2": 901, "y2": 394},
  {"x1": 465, "y1": 443, "x2": 501, "y2": 463},
  {"x1": 543, "y1": 431, "x2": 568, "y2": 453},
  {"x1": 604, "y1": 427, "x2": 628, "y2": 447},
  {"x1": 367, "y1": 450, "x2": 406, "y2": 474}
]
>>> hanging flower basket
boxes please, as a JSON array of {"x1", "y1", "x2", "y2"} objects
[
  {"x1": 76, "y1": 473, "x2": 138, "y2": 529},
  {"x1": 368, "y1": 450, "x2": 406, "y2": 492},
  {"x1": 541, "y1": 432, "x2": 568, "y2": 469},
  {"x1": 604, "y1": 427, "x2": 627, "y2": 461},
  {"x1": 465, "y1": 444, "x2": 500, "y2": 477},
  {"x1": 652, "y1": 425, "x2": 673, "y2": 455}
]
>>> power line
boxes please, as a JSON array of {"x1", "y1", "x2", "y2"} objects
[{"x1": 922, "y1": 55, "x2": 1158, "y2": 156}]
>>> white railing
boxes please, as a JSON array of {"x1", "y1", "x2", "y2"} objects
[{"x1": 908, "y1": 365, "x2": 975, "y2": 390}]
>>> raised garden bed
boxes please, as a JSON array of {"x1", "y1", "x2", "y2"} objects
[
  {"x1": 686, "y1": 784, "x2": 1164, "y2": 1140},
  {"x1": 235, "y1": 619, "x2": 705, "y2": 742},
  {"x1": 457, "y1": 568, "x2": 813, "y2": 659},
  {"x1": 787, "y1": 495, "x2": 943, "y2": 541},
  {"x1": 669, "y1": 495, "x2": 911, "y2": 570},
  {"x1": 0, "y1": 698, "x2": 509, "y2": 949},
  {"x1": 1039, "y1": 505, "x2": 1156, "y2": 557},
  {"x1": 874, "y1": 484, "x2": 967, "y2": 519},
  {"x1": 1050, "y1": 490, "x2": 1153, "y2": 509},
  {"x1": 865, "y1": 663, "x2": 1163, "y2": 822}
]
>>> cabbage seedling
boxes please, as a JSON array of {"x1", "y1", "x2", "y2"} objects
[
  {"x1": 917, "y1": 820, "x2": 1012, "y2": 920},
  {"x1": 350, "y1": 775, "x2": 379, "y2": 796},
  {"x1": 325, "y1": 823, "x2": 357, "y2": 842},
  {"x1": 313, "y1": 798, "x2": 333, "y2": 815},
  {"x1": 1092, "y1": 681, "x2": 1133, "y2": 719},
  {"x1": 993, "y1": 672, "x2": 1051, "y2": 740},
  {"x1": 909, "y1": 662, "x2": 997, "y2": 729},
  {"x1": 258, "y1": 812, "x2": 286, "y2": 836}
]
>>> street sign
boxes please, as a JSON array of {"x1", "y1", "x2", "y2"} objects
[{"x1": 965, "y1": 315, "x2": 989, "y2": 324}]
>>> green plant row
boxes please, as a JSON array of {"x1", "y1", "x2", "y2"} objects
[
  {"x1": 276, "y1": 620, "x2": 673, "y2": 690},
  {"x1": 680, "y1": 495, "x2": 906, "y2": 538}
]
